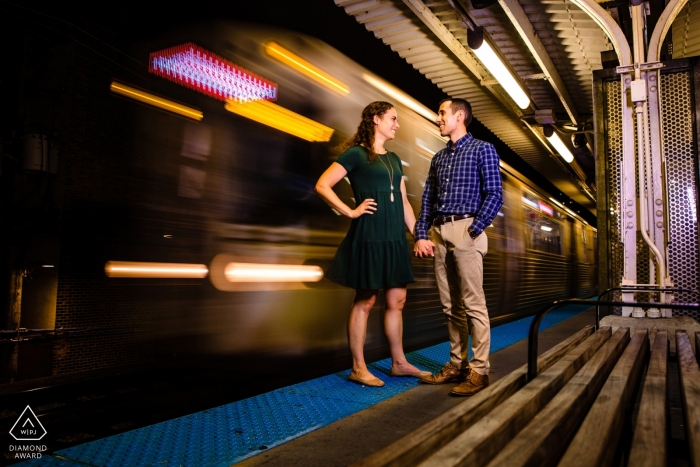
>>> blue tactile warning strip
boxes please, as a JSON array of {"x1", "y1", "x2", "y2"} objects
[{"x1": 20, "y1": 303, "x2": 591, "y2": 467}]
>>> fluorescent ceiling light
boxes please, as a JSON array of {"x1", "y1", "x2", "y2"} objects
[
  {"x1": 266, "y1": 42, "x2": 349, "y2": 95},
  {"x1": 540, "y1": 225, "x2": 553, "y2": 232},
  {"x1": 546, "y1": 131, "x2": 575, "y2": 163},
  {"x1": 471, "y1": 41, "x2": 530, "y2": 109}
]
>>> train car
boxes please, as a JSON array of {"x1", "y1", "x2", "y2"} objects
[{"x1": 105, "y1": 22, "x2": 597, "y2": 367}]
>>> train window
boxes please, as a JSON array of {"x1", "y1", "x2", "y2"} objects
[{"x1": 522, "y1": 193, "x2": 562, "y2": 254}]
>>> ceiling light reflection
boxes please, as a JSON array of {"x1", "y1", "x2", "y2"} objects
[
  {"x1": 265, "y1": 42, "x2": 349, "y2": 95},
  {"x1": 224, "y1": 263, "x2": 324, "y2": 282},
  {"x1": 105, "y1": 261, "x2": 208, "y2": 278},
  {"x1": 110, "y1": 82, "x2": 203, "y2": 120},
  {"x1": 363, "y1": 74, "x2": 437, "y2": 122},
  {"x1": 225, "y1": 99, "x2": 334, "y2": 142}
]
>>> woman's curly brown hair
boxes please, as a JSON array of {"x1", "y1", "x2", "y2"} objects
[{"x1": 339, "y1": 101, "x2": 394, "y2": 162}]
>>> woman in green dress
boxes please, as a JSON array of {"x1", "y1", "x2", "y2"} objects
[{"x1": 315, "y1": 101, "x2": 429, "y2": 387}]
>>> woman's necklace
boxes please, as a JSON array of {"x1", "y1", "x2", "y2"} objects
[{"x1": 377, "y1": 152, "x2": 395, "y2": 202}]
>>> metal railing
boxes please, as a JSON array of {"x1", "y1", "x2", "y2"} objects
[{"x1": 527, "y1": 298, "x2": 700, "y2": 381}]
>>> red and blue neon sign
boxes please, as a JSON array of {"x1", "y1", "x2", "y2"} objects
[{"x1": 149, "y1": 43, "x2": 278, "y2": 103}]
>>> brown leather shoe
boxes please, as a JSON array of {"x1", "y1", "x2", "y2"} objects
[
  {"x1": 419, "y1": 362, "x2": 468, "y2": 385},
  {"x1": 450, "y1": 371, "x2": 489, "y2": 396}
]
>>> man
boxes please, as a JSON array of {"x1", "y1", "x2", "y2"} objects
[{"x1": 414, "y1": 98, "x2": 503, "y2": 396}]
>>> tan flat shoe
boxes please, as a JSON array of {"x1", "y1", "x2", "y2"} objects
[
  {"x1": 390, "y1": 368, "x2": 432, "y2": 377},
  {"x1": 349, "y1": 371, "x2": 385, "y2": 387}
]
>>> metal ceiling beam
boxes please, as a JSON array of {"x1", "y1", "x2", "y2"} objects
[
  {"x1": 400, "y1": 0, "x2": 525, "y2": 117},
  {"x1": 497, "y1": 0, "x2": 579, "y2": 125},
  {"x1": 568, "y1": 0, "x2": 632, "y2": 66},
  {"x1": 648, "y1": 0, "x2": 688, "y2": 61},
  {"x1": 401, "y1": 0, "x2": 597, "y2": 190},
  {"x1": 400, "y1": 0, "x2": 484, "y2": 78}
]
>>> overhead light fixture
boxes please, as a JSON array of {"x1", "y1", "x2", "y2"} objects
[
  {"x1": 265, "y1": 42, "x2": 349, "y2": 95},
  {"x1": 540, "y1": 225, "x2": 553, "y2": 232},
  {"x1": 543, "y1": 125, "x2": 574, "y2": 163},
  {"x1": 468, "y1": 27, "x2": 530, "y2": 110},
  {"x1": 224, "y1": 262, "x2": 324, "y2": 282},
  {"x1": 225, "y1": 99, "x2": 334, "y2": 142},
  {"x1": 110, "y1": 82, "x2": 203, "y2": 120},
  {"x1": 105, "y1": 261, "x2": 209, "y2": 278}
]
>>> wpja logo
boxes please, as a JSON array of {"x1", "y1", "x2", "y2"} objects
[
  {"x1": 8, "y1": 406, "x2": 48, "y2": 460},
  {"x1": 10, "y1": 406, "x2": 46, "y2": 441}
]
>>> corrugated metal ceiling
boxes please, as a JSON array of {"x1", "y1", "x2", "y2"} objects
[{"x1": 334, "y1": 0, "x2": 624, "y2": 213}]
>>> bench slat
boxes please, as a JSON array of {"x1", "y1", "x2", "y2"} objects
[
  {"x1": 677, "y1": 330, "x2": 700, "y2": 467},
  {"x1": 558, "y1": 328, "x2": 650, "y2": 467},
  {"x1": 352, "y1": 325, "x2": 596, "y2": 467},
  {"x1": 627, "y1": 330, "x2": 668, "y2": 467},
  {"x1": 417, "y1": 327, "x2": 612, "y2": 467},
  {"x1": 485, "y1": 328, "x2": 636, "y2": 467}
]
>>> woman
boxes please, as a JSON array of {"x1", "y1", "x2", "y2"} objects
[{"x1": 315, "y1": 101, "x2": 429, "y2": 387}]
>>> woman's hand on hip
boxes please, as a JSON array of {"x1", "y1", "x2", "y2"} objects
[{"x1": 351, "y1": 198, "x2": 377, "y2": 218}]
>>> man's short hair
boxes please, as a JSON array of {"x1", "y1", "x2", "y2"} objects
[{"x1": 439, "y1": 98, "x2": 473, "y2": 127}]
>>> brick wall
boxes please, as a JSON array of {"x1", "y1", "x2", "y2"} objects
[{"x1": 49, "y1": 35, "x2": 163, "y2": 376}]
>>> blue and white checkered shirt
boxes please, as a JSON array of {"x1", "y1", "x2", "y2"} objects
[{"x1": 415, "y1": 133, "x2": 503, "y2": 240}]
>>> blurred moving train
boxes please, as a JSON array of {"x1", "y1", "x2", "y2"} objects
[{"x1": 108, "y1": 22, "x2": 597, "y2": 365}]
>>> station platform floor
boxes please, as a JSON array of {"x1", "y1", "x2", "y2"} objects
[
  {"x1": 237, "y1": 308, "x2": 595, "y2": 467},
  {"x1": 15, "y1": 307, "x2": 595, "y2": 467}
]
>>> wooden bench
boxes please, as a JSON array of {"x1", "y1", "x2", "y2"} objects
[{"x1": 353, "y1": 326, "x2": 700, "y2": 467}]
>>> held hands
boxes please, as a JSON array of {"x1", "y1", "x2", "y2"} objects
[
  {"x1": 414, "y1": 239, "x2": 435, "y2": 258},
  {"x1": 350, "y1": 198, "x2": 377, "y2": 218}
]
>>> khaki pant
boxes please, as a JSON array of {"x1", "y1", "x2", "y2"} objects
[{"x1": 429, "y1": 217, "x2": 490, "y2": 375}]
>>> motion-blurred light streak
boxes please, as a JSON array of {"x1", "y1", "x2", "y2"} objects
[
  {"x1": 110, "y1": 82, "x2": 203, "y2": 120},
  {"x1": 363, "y1": 74, "x2": 437, "y2": 122},
  {"x1": 149, "y1": 43, "x2": 278, "y2": 103},
  {"x1": 224, "y1": 263, "x2": 324, "y2": 282},
  {"x1": 538, "y1": 201, "x2": 554, "y2": 216},
  {"x1": 224, "y1": 99, "x2": 334, "y2": 142},
  {"x1": 105, "y1": 261, "x2": 209, "y2": 278},
  {"x1": 265, "y1": 42, "x2": 349, "y2": 95}
]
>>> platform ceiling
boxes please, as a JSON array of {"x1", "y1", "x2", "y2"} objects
[{"x1": 334, "y1": 0, "x2": 700, "y2": 215}]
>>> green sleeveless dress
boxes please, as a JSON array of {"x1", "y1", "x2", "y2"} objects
[{"x1": 326, "y1": 146, "x2": 415, "y2": 290}]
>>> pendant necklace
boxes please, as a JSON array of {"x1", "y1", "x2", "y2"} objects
[{"x1": 377, "y1": 152, "x2": 395, "y2": 202}]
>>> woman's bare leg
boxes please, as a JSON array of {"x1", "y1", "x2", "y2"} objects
[
  {"x1": 348, "y1": 289, "x2": 379, "y2": 379},
  {"x1": 384, "y1": 287, "x2": 423, "y2": 374}
]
